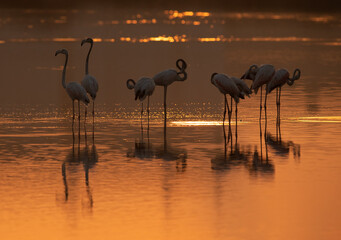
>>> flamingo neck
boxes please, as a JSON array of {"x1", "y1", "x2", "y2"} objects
[
  {"x1": 62, "y1": 54, "x2": 68, "y2": 89},
  {"x1": 85, "y1": 42, "x2": 93, "y2": 75}
]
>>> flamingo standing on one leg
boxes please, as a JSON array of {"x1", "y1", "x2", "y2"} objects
[
  {"x1": 266, "y1": 68, "x2": 301, "y2": 117},
  {"x1": 241, "y1": 64, "x2": 275, "y2": 119},
  {"x1": 55, "y1": 49, "x2": 90, "y2": 125},
  {"x1": 211, "y1": 73, "x2": 245, "y2": 125},
  {"x1": 127, "y1": 77, "x2": 155, "y2": 129},
  {"x1": 81, "y1": 38, "x2": 99, "y2": 123},
  {"x1": 153, "y1": 59, "x2": 187, "y2": 126}
]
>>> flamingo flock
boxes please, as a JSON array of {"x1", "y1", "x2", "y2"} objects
[{"x1": 55, "y1": 38, "x2": 301, "y2": 126}]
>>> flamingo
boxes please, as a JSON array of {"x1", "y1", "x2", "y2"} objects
[
  {"x1": 266, "y1": 68, "x2": 301, "y2": 116},
  {"x1": 153, "y1": 59, "x2": 187, "y2": 124},
  {"x1": 241, "y1": 64, "x2": 275, "y2": 118},
  {"x1": 55, "y1": 49, "x2": 89, "y2": 123},
  {"x1": 81, "y1": 38, "x2": 99, "y2": 122},
  {"x1": 127, "y1": 77, "x2": 155, "y2": 128},
  {"x1": 211, "y1": 73, "x2": 244, "y2": 125},
  {"x1": 231, "y1": 76, "x2": 252, "y2": 128}
]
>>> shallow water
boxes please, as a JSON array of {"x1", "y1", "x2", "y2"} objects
[{"x1": 1, "y1": 8, "x2": 341, "y2": 240}]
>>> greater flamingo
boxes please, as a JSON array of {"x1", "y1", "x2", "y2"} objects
[
  {"x1": 231, "y1": 76, "x2": 252, "y2": 126},
  {"x1": 55, "y1": 49, "x2": 89, "y2": 124},
  {"x1": 127, "y1": 77, "x2": 155, "y2": 128},
  {"x1": 266, "y1": 68, "x2": 301, "y2": 116},
  {"x1": 81, "y1": 38, "x2": 99, "y2": 122},
  {"x1": 241, "y1": 64, "x2": 275, "y2": 118},
  {"x1": 211, "y1": 73, "x2": 244, "y2": 125},
  {"x1": 153, "y1": 59, "x2": 187, "y2": 124}
]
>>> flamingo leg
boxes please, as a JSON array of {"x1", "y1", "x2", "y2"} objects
[
  {"x1": 85, "y1": 105, "x2": 87, "y2": 125},
  {"x1": 147, "y1": 96, "x2": 150, "y2": 130},
  {"x1": 235, "y1": 101, "x2": 238, "y2": 140},
  {"x1": 78, "y1": 100, "x2": 81, "y2": 122},
  {"x1": 140, "y1": 102, "x2": 143, "y2": 130},
  {"x1": 93, "y1": 100, "x2": 95, "y2": 123},
  {"x1": 229, "y1": 96, "x2": 233, "y2": 124},
  {"x1": 264, "y1": 90, "x2": 268, "y2": 112},
  {"x1": 278, "y1": 86, "x2": 282, "y2": 117},
  {"x1": 223, "y1": 124, "x2": 227, "y2": 159},
  {"x1": 259, "y1": 86, "x2": 263, "y2": 121},
  {"x1": 223, "y1": 94, "x2": 227, "y2": 124},
  {"x1": 164, "y1": 86, "x2": 167, "y2": 127},
  {"x1": 276, "y1": 88, "x2": 279, "y2": 116},
  {"x1": 72, "y1": 100, "x2": 75, "y2": 127}
]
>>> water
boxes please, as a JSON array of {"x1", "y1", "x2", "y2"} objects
[{"x1": 1, "y1": 8, "x2": 341, "y2": 240}]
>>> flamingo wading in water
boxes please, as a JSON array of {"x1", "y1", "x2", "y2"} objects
[
  {"x1": 81, "y1": 38, "x2": 99, "y2": 122},
  {"x1": 266, "y1": 68, "x2": 301, "y2": 116},
  {"x1": 211, "y1": 73, "x2": 245, "y2": 125},
  {"x1": 153, "y1": 59, "x2": 187, "y2": 125},
  {"x1": 241, "y1": 64, "x2": 275, "y2": 118},
  {"x1": 127, "y1": 77, "x2": 155, "y2": 129},
  {"x1": 55, "y1": 49, "x2": 90, "y2": 123}
]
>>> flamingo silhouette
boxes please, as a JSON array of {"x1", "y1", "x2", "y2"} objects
[
  {"x1": 127, "y1": 77, "x2": 155, "y2": 129},
  {"x1": 81, "y1": 38, "x2": 99, "y2": 122},
  {"x1": 211, "y1": 73, "x2": 245, "y2": 125},
  {"x1": 231, "y1": 76, "x2": 252, "y2": 126},
  {"x1": 55, "y1": 49, "x2": 89, "y2": 124},
  {"x1": 242, "y1": 64, "x2": 275, "y2": 119},
  {"x1": 266, "y1": 68, "x2": 301, "y2": 116},
  {"x1": 153, "y1": 59, "x2": 187, "y2": 125}
]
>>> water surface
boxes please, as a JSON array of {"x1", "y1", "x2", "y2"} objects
[{"x1": 0, "y1": 8, "x2": 341, "y2": 240}]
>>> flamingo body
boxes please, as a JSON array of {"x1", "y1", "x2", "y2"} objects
[
  {"x1": 153, "y1": 69, "x2": 180, "y2": 86},
  {"x1": 66, "y1": 82, "x2": 90, "y2": 104},
  {"x1": 82, "y1": 74, "x2": 98, "y2": 100},
  {"x1": 251, "y1": 64, "x2": 275, "y2": 94},
  {"x1": 211, "y1": 73, "x2": 242, "y2": 103},
  {"x1": 266, "y1": 69, "x2": 290, "y2": 94},
  {"x1": 153, "y1": 58, "x2": 187, "y2": 86},
  {"x1": 130, "y1": 77, "x2": 155, "y2": 101},
  {"x1": 231, "y1": 77, "x2": 252, "y2": 98}
]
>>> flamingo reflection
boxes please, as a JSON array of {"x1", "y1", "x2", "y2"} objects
[
  {"x1": 155, "y1": 125, "x2": 187, "y2": 172},
  {"x1": 127, "y1": 124, "x2": 187, "y2": 171},
  {"x1": 211, "y1": 124, "x2": 251, "y2": 171},
  {"x1": 61, "y1": 127, "x2": 98, "y2": 210},
  {"x1": 126, "y1": 125, "x2": 154, "y2": 159},
  {"x1": 266, "y1": 116, "x2": 301, "y2": 161},
  {"x1": 248, "y1": 111, "x2": 275, "y2": 177},
  {"x1": 210, "y1": 114, "x2": 274, "y2": 177}
]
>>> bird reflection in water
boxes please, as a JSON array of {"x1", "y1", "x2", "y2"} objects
[
  {"x1": 61, "y1": 126, "x2": 98, "y2": 210},
  {"x1": 155, "y1": 125, "x2": 187, "y2": 172},
  {"x1": 126, "y1": 123, "x2": 154, "y2": 159},
  {"x1": 248, "y1": 111, "x2": 275, "y2": 177},
  {"x1": 127, "y1": 123, "x2": 187, "y2": 171},
  {"x1": 211, "y1": 124, "x2": 251, "y2": 171},
  {"x1": 211, "y1": 113, "x2": 274, "y2": 177},
  {"x1": 266, "y1": 114, "x2": 301, "y2": 161}
]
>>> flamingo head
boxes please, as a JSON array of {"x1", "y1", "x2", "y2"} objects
[
  {"x1": 81, "y1": 37, "x2": 93, "y2": 46},
  {"x1": 287, "y1": 68, "x2": 301, "y2": 86},
  {"x1": 211, "y1": 73, "x2": 218, "y2": 85},
  {"x1": 55, "y1": 49, "x2": 68, "y2": 56},
  {"x1": 126, "y1": 79, "x2": 136, "y2": 90},
  {"x1": 241, "y1": 64, "x2": 258, "y2": 80}
]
